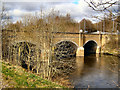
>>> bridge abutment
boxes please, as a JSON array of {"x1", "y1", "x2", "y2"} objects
[
  {"x1": 76, "y1": 47, "x2": 84, "y2": 56},
  {"x1": 76, "y1": 46, "x2": 101, "y2": 56},
  {"x1": 96, "y1": 46, "x2": 101, "y2": 54}
]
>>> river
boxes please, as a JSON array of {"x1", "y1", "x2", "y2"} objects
[{"x1": 68, "y1": 54, "x2": 119, "y2": 88}]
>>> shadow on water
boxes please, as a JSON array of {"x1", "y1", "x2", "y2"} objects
[
  {"x1": 69, "y1": 54, "x2": 119, "y2": 88},
  {"x1": 84, "y1": 54, "x2": 96, "y2": 67}
]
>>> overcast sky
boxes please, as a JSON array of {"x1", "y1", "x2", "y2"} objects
[{"x1": 1, "y1": 0, "x2": 119, "y2": 23}]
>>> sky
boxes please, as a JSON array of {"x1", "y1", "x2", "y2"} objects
[{"x1": 1, "y1": 0, "x2": 119, "y2": 23}]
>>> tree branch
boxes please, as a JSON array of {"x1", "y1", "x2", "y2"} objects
[{"x1": 84, "y1": 0, "x2": 118, "y2": 11}]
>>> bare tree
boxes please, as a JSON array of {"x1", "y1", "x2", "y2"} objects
[
  {"x1": 84, "y1": 0, "x2": 120, "y2": 30},
  {"x1": 1, "y1": 2, "x2": 11, "y2": 29},
  {"x1": 84, "y1": 0, "x2": 118, "y2": 11}
]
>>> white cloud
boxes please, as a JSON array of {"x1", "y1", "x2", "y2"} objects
[
  {"x1": 12, "y1": 9, "x2": 23, "y2": 16},
  {"x1": 2, "y1": 0, "x2": 118, "y2": 23},
  {"x1": 9, "y1": 9, "x2": 33, "y2": 17},
  {"x1": 53, "y1": 0, "x2": 98, "y2": 22},
  {"x1": 4, "y1": 0, "x2": 75, "y2": 2}
]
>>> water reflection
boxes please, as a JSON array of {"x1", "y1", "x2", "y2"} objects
[
  {"x1": 69, "y1": 54, "x2": 118, "y2": 88},
  {"x1": 84, "y1": 54, "x2": 96, "y2": 67}
]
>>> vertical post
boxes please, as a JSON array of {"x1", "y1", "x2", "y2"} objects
[
  {"x1": 103, "y1": 13, "x2": 105, "y2": 32},
  {"x1": 79, "y1": 21, "x2": 80, "y2": 47},
  {"x1": 48, "y1": 25, "x2": 54, "y2": 79},
  {"x1": 79, "y1": 21, "x2": 80, "y2": 30},
  {"x1": 79, "y1": 30, "x2": 81, "y2": 47},
  {"x1": 112, "y1": 19, "x2": 114, "y2": 32},
  {"x1": 9, "y1": 46, "x2": 12, "y2": 63},
  {"x1": 18, "y1": 46, "x2": 21, "y2": 65},
  {"x1": 83, "y1": 33, "x2": 85, "y2": 46},
  {"x1": 27, "y1": 49, "x2": 30, "y2": 71},
  {"x1": 36, "y1": 48, "x2": 39, "y2": 74},
  {"x1": 79, "y1": 31, "x2": 83, "y2": 47},
  {"x1": 115, "y1": 22, "x2": 117, "y2": 32},
  {"x1": 99, "y1": 31, "x2": 102, "y2": 54},
  {"x1": 8, "y1": 46, "x2": 10, "y2": 63},
  {"x1": 97, "y1": 18, "x2": 98, "y2": 32},
  {"x1": 101, "y1": 19, "x2": 102, "y2": 32},
  {"x1": 112, "y1": 13, "x2": 115, "y2": 32},
  {"x1": 14, "y1": 46, "x2": 17, "y2": 65},
  {"x1": 77, "y1": 30, "x2": 84, "y2": 56},
  {"x1": 12, "y1": 46, "x2": 14, "y2": 64},
  {"x1": 84, "y1": 19, "x2": 86, "y2": 32},
  {"x1": 117, "y1": 32, "x2": 119, "y2": 55},
  {"x1": 45, "y1": 31, "x2": 50, "y2": 79}
]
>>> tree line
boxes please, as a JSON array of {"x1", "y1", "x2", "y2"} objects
[{"x1": 2, "y1": 11, "x2": 119, "y2": 33}]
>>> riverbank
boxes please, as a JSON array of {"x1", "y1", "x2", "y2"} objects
[
  {"x1": 102, "y1": 48, "x2": 120, "y2": 58},
  {"x1": 0, "y1": 60, "x2": 66, "y2": 88},
  {"x1": 103, "y1": 53, "x2": 120, "y2": 58}
]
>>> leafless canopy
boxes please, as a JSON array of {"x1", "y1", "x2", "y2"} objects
[{"x1": 84, "y1": 0, "x2": 118, "y2": 11}]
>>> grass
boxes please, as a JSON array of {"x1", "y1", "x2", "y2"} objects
[{"x1": 1, "y1": 61, "x2": 65, "y2": 88}]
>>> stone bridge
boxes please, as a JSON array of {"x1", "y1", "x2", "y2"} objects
[
  {"x1": 1, "y1": 29, "x2": 119, "y2": 74},
  {"x1": 52, "y1": 32, "x2": 119, "y2": 57},
  {"x1": 2, "y1": 30, "x2": 119, "y2": 60}
]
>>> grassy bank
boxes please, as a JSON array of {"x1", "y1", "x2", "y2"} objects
[{"x1": 1, "y1": 60, "x2": 65, "y2": 88}]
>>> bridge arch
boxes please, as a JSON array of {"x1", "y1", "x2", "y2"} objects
[
  {"x1": 9, "y1": 41, "x2": 40, "y2": 71},
  {"x1": 54, "y1": 40, "x2": 79, "y2": 47},
  {"x1": 54, "y1": 40, "x2": 78, "y2": 60},
  {"x1": 83, "y1": 40, "x2": 98, "y2": 55}
]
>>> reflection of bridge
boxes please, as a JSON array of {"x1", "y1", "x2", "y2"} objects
[{"x1": 52, "y1": 32, "x2": 119, "y2": 56}]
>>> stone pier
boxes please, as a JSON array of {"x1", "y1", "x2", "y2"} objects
[{"x1": 76, "y1": 47, "x2": 84, "y2": 56}]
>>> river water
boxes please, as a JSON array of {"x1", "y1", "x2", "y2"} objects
[{"x1": 68, "y1": 54, "x2": 119, "y2": 88}]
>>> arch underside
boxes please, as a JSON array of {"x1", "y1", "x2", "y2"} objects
[
  {"x1": 54, "y1": 41, "x2": 78, "y2": 60},
  {"x1": 83, "y1": 40, "x2": 97, "y2": 56}
]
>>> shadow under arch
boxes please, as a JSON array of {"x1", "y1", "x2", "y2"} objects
[
  {"x1": 54, "y1": 40, "x2": 78, "y2": 60},
  {"x1": 83, "y1": 40, "x2": 97, "y2": 56}
]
